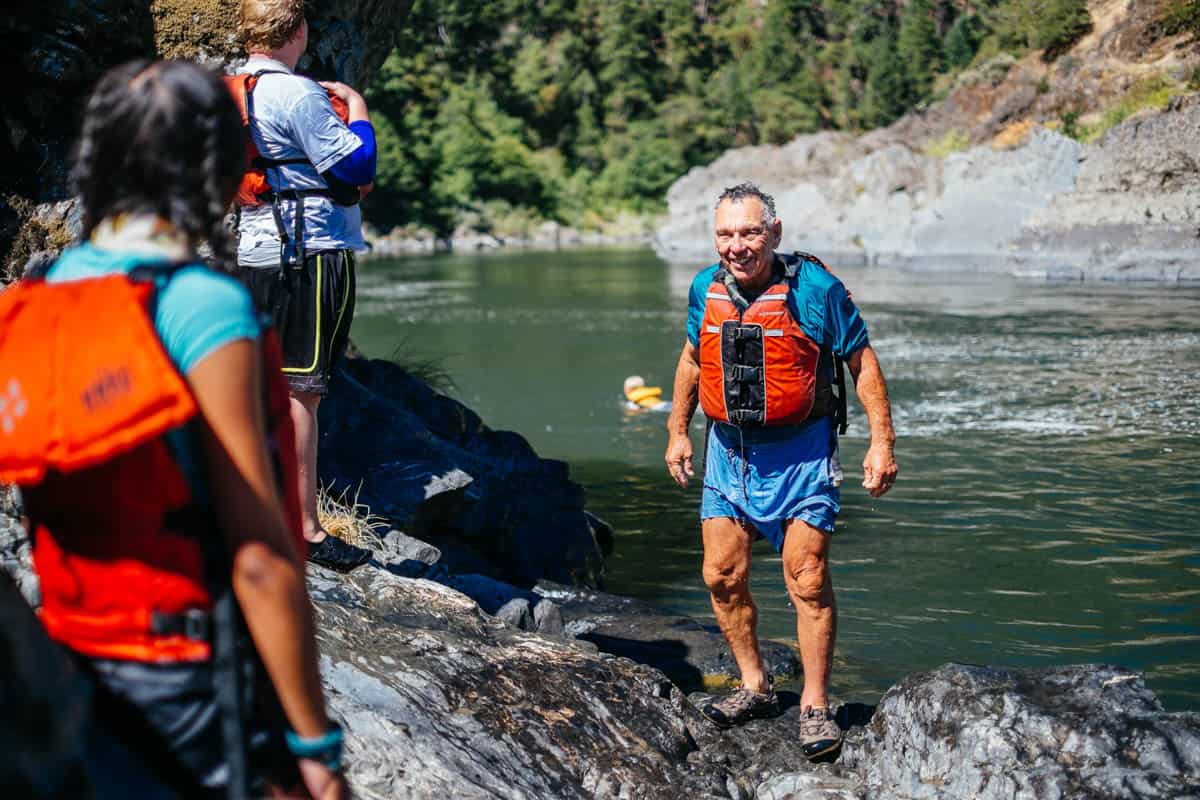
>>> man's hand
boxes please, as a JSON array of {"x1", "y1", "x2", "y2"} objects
[
  {"x1": 665, "y1": 432, "x2": 695, "y2": 488},
  {"x1": 861, "y1": 441, "x2": 897, "y2": 498},
  {"x1": 318, "y1": 81, "x2": 368, "y2": 123}
]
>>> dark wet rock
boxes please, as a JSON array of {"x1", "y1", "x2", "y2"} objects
[
  {"x1": 536, "y1": 581, "x2": 802, "y2": 693},
  {"x1": 319, "y1": 357, "x2": 608, "y2": 589}
]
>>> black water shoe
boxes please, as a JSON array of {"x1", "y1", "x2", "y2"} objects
[
  {"x1": 699, "y1": 679, "x2": 780, "y2": 728},
  {"x1": 307, "y1": 535, "x2": 372, "y2": 572},
  {"x1": 799, "y1": 705, "x2": 844, "y2": 760}
]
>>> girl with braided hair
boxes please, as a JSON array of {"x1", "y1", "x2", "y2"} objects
[{"x1": 20, "y1": 60, "x2": 349, "y2": 799}]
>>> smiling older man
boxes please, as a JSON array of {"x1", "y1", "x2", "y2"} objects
[{"x1": 664, "y1": 182, "x2": 898, "y2": 760}]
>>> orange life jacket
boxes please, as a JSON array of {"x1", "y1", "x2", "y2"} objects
[
  {"x1": 0, "y1": 265, "x2": 303, "y2": 663},
  {"x1": 223, "y1": 70, "x2": 357, "y2": 208},
  {"x1": 699, "y1": 254, "x2": 846, "y2": 429}
]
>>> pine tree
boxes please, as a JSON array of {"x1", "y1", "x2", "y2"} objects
[
  {"x1": 898, "y1": 0, "x2": 942, "y2": 102},
  {"x1": 862, "y1": 30, "x2": 910, "y2": 128},
  {"x1": 993, "y1": 0, "x2": 1091, "y2": 60},
  {"x1": 943, "y1": 13, "x2": 981, "y2": 69}
]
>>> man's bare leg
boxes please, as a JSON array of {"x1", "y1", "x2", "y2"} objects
[
  {"x1": 781, "y1": 518, "x2": 836, "y2": 710},
  {"x1": 702, "y1": 517, "x2": 769, "y2": 693},
  {"x1": 290, "y1": 390, "x2": 327, "y2": 543}
]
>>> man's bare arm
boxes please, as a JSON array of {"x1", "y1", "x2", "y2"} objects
[
  {"x1": 665, "y1": 341, "x2": 701, "y2": 487},
  {"x1": 846, "y1": 345, "x2": 898, "y2": 497}
]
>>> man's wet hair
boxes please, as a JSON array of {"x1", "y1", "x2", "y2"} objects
[
  {"x1": 72, "y1": 60, "x2": 246, "y2": 271},
  {"x1": 716, "y1": 182, "x2": 777, "y2": 226}
]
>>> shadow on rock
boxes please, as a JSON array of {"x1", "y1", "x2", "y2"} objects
[
  {"x1": 577, "y1": 632, "x2": 704, "y2": 692},
  {"x1": 318, "y1": 357, "x2": 609, "y2": 589}
]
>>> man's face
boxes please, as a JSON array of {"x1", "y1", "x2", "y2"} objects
[{"x1": 714, "y1": 198, "x2": 781, "y2": 289}]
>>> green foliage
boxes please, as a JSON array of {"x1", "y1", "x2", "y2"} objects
[
  {"x1": 862, "y1": 30, "x2": 910, "y2": 128},
  {"x1": 361, "y1": 0, "x2": 1112, "y2": 237},
  {"x1": 1082, "y1": 74, "x2": 1179, "y2": 143},
  {"x1": 898, "y1": 0, "x2": 942, "y2": 102},
  {"x1": 943, "y1": 14, "x2": 984, "y2": 69},
  {"x1": 992, "y1": 0, "x2": 1092, "y2": 60},
  {"x1": 1058, "y1": 74, "x2": 1181, "y2": 143},
  {"x1": 1060, "y1": 110, "x2": 1082, "y2": 141},
  {"x1": 1159, "y1": 0, "x2": 1200, "y2": 37},
  {"x1": 923, "y1": 128, "x2": 970, "y2": 158}
]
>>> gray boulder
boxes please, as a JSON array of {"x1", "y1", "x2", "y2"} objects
[{"x1": 843, "y1": 663, "x2": 1200, "y2": 800}]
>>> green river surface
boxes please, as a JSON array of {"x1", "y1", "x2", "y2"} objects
[{"x1": 352, "y1": 247, "x2": 1200, "y2": 711}]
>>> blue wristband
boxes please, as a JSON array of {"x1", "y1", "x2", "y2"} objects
[{"x1": 285, "y1": 722, "x2": 344, "y2": 771}]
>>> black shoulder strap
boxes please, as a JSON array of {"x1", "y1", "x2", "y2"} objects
[
  {"x1": 784, "y1": 251, "x2": 850, "y2": 434},
  {"x1": 779, "y1": 251, "x2": 801, "y2": 279}
]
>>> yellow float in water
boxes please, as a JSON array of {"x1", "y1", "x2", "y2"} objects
[{"x1": 623, "y1": 375, "x2": 671, "y2": 412}]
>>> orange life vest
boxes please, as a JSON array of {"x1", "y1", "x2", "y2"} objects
[
  {"x1": 699, "y1": 254, "x2": 847, "y2": 429},
  {"x1": 223, "y1": 70, "x2": 357, "y2": 207},
  {"x1": 699, "y1": 271, "x2": 820, "y2": 427},
  {"x1": 0, "y1": 265, "x2": 303, "y2": 663}
]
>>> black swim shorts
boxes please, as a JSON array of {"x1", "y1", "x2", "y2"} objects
[
  {"x1": 84, "y1": 655, "x2": 301, "y2": 798},
  {"x1": 237, "y1": 249, "x2": 356, "y2": 395}
]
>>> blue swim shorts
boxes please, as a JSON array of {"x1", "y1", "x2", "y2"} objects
[{"x1": 700, "y1": 417, "x2": 840, "y2": 551}]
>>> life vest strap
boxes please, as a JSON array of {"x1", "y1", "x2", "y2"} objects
[
  {"x1": 729, "y1": 364, "x2": 762, "y2": 383},
  {"x1": 149, "y1": 608, "x2": 212, "y2": 641}
]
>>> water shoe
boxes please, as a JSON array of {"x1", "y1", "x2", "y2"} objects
[
  {"x1": 799, "y1": 705, "x2": 843, "y2": 760},
  {"x1": 699, "y1": 679, "x2": 780, "y2": 728},
  {"x1": 307, "y1": 535, "x2": 372, "y2": 572}
]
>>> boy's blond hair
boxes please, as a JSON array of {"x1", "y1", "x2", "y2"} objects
[{"x1": 239, "y1": 0, "x2": 306, "y2": 52}]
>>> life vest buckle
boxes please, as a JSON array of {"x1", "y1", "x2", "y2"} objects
[
  {"x1": 150, "y1": 608, "x2": 213, "y2": 641},
  {"x1": 729, "y1": 365, "x2": 763, "y2": 383},
  {"x1": 729, "y1": 325, "x2": 762, "y2": 342}
]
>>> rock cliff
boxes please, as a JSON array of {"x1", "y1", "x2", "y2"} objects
[
  {"x1": 656, "y1": 2, "x2": 1200, "y2": 283},
  {"x1": 0, "y1": 0, "x2": 410, "y2": 280}
]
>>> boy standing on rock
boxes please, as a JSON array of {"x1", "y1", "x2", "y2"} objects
[
  {"x1": 665, "y1": 183, "x2": 898, "y2": 760},
  {"x1": 233, "y1": 0, "x2": 375, "y2": 572}
]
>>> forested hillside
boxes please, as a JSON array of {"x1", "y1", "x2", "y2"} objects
[{"x1": 364, "y1": 0, "x2": 1198, "y2": 239}]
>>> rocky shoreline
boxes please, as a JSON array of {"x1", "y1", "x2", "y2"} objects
[
  {"x1": 362, "y1": 220, "x2": 654, "y2": 259},
  {"x1": 4, "y1": 361, "x2": 1200, "y2": 798},
  {"x1": 655, "y1": 96, "x2": 1200, "y2": 284}
]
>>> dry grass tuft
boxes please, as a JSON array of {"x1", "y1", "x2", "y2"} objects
[
  {"x1": 317, "y1": 484, "x2": 388, "y2": 549},
  {"x1": 991, "y1": 119, "x2": 1037, "y2": 150}
]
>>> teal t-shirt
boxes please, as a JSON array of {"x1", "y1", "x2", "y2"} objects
[
  {"x1": 686, "y1": 255, "x2": 869, "y2": 355},
  {"x1": 48, "y1": 243, "x2": 261, "y2": 374},
  {"x1": 46, "y1": 244, "x2": 261, "y2": 501}
]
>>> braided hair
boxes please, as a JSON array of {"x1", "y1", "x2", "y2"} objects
[{"x1": 72, "y1": 60, "x2": 245, "y2": 272}]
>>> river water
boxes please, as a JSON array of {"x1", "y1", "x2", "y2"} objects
[{"x1": 352, "y1": 247, "x2": 1200, "y2": 711}]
